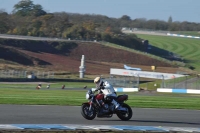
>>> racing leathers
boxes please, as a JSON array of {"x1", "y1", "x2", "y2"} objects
[{"x1": 95, "y1": 80, "x2": 121, "y2": 110}]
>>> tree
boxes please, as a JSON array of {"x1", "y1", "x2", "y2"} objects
[
  {"x1": 13, "y1": 0, "x2": 46, "y2": 17},
  {"x1": 13, "y1": 0, "x2": 34, "y2": 16},
  {"x1": 101, "y1": 33, "x2": 111, "y2": 41},
  {"x1": 0, "y1": 11, "x2": 10, "y2": 33},
  {"x1": 31, "y1": 4, "x2": 46, "y2": 17},
  {"x1": 120, "y1": 15, "x2": 131, "y2": 21},
  {"x1": 168, "y1": 16, "x2": 173, "y2": 23}
]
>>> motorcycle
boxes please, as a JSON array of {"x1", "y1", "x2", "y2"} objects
[{"x1": 81, "y1": 88, "x2": 132, "y2": 121}]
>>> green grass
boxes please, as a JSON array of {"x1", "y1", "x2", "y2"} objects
[
  {"x1": 136, "y1": 34, "x2": 200, "y2": 71},
  {"x1": 0, "y1": 82, "x2": 200, "y2": 110},
  {"x1": 128, "y1": 94, "x2": 200, "y2": 110},
  {"x1": 0, "y1": 82, "x2": 94, "y2": 89}
]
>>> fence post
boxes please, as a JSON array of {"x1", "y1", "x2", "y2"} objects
[
  {"x1": 185, "y1": 76, "x2": 187, "y2": 89},
  {"x1": 196, "y1": 75, "x2": 198, "y2": 89},
  {"x1": 48, "y1": 72, "x2": 50, "y2": 79},
  {"x1": 52, "y1": 72, "x2": 54, "y2": 79},
  {"x1": 25, "y1": 71, "x2": 27, "y2": 78},
  {"x1": 137, "y1": 74, "x2": 140, "y2": 88},
  {"x1": 161, "y1": 75, "x2": 165, "y2": 88},
  {"x1": 37, "y1": 71, "x2": 40, "y2": 78},
  {"x1": 173, "y1": 77, "x2": 175, "y2": 89},
  {"x1": 123, "y1": 76, "x2": 125, "y2": 87},
  {"x1": 196, "y1": 74, "x2": 199, "y2": 89}
]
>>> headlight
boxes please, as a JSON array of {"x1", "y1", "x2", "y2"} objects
[{"x1": 86, "y1": 93, "x2": 90, "y2": 99}]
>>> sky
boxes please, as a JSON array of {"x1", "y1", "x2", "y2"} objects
[{"x1": 1, "y1": 0, "x2": 200, "y2": 23}]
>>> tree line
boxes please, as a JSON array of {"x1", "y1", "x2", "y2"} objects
[{"x1": 0, "y1": 0, "x2": 199, "y2": 52}]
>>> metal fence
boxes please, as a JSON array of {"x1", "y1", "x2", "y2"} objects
[
  {"x1": 105, "y1": 75, "x2": 200, "y2": 90},
  {"x1": 105, "y1": 75, "x2": 139, "y2": 88},
  {"x1": 34, "y1": 71, "x2": 54, "y2": 79},
  {"x1": 0, "y1": 70, "x2": 54, "y2": 79},
  {"x1": 161, "y1": 75, "x2": 200, "y2": 89}
]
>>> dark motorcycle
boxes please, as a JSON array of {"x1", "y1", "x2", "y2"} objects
[{"x1": 81, "y1": 89, "x2": 132, "y2": 121}]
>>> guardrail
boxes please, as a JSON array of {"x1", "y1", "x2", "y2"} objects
[
  {"x1": 92, "y1": 88, "x2": 139, "y2": 92},
  {"x1": 157, "y1": 88, "x2": 200, "y2": 94},
  {"x1": 167, "y1": 33, "x2": 200, "y2": 39}
]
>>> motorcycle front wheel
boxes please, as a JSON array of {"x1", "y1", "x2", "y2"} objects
[
  {"x1": 116, "y1": 103, "x2": 132, "y2": 121},
  {"x1": 81, "y1": 103, "x2": 96, "y2": 120}
]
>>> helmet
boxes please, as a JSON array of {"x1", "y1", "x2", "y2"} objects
[{"x1": 94, "y1": 77, "x2": 102, "y2": 87}]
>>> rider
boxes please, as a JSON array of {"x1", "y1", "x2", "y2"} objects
[{"x1": 94, "y1": 77, "x2": 122, "y2": 111}]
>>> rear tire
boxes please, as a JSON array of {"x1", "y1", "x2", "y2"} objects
[
  {"x1": 116, "y1": 103, "x2": 132, "y2": 121},
  {"x1": 81, "y1": 103, "x2": 96, "y2": 120}
]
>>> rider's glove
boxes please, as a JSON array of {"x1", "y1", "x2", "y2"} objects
[{"x1": 95, "y1": 87, "x2": 100, "y2": 92}]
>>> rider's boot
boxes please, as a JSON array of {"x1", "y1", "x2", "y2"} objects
[
  {"x1": 111, "y1": 99, "x2": 120, "y2": 109},
  {"x1": 111, "y1": 99, "x2": 126, "y2": 111}
]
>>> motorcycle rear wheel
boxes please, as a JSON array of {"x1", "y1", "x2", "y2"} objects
[
  {"x1": 116, "y1": 103, "x2": 132, "y2": 121},
  {"x1": 81, "y1": 103, "x2": 96, "y2": 120}
]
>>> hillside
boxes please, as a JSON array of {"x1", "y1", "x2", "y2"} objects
[
  {"x1": 135, "y1": 34, "x2": 200, "y2": 72},
  {"x1": 0, "y1": 39, "x2": 187, "y2": 77}
]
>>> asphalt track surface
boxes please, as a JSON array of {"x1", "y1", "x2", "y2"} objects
[{"x1": 0, "y1": 104, "x2": 199, "y2": 128}]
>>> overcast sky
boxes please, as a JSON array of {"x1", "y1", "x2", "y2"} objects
[{"x1": 1, "y1": 0, "x2": 200, "y2": 23}]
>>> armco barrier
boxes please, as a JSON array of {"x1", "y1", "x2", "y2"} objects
[
  {"x1": 92, "y1": 88, "x2": 138, "y2": 92},
  {"x1": 167, "y1": 33, "x2": 200, "y2": 39},
  {"x1": 115, "y1": 88, "x2": 138, "y2": 92},
  {"x1": 0, "y1": 124, "x2": 199, "y2": 132},
  {"x1": 157, "y1": 88, "x2": 200, "y2": 94}
]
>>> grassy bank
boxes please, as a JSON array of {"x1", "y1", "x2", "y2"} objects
[{"x1": 136, "y1": 34, "x2": 200, "y2": 71}]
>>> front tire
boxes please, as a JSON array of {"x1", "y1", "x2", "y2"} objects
[
  {"x1": 116, "y1": 103, "x2": 132, "y2": 121},
  {"x1": 81, "y1": 103, "x2": 96, "y2": 120}
]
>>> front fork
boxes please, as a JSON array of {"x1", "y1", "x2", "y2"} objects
[
  {"x1": 89, "y1": 101, "x2": 93, "y2": 111},
  {"x1": 82, "y1": 101, "x2": 93, "y2": 111},
  {"x1": 89, "y1": 96, "x2": 95, "y2": 111}
]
